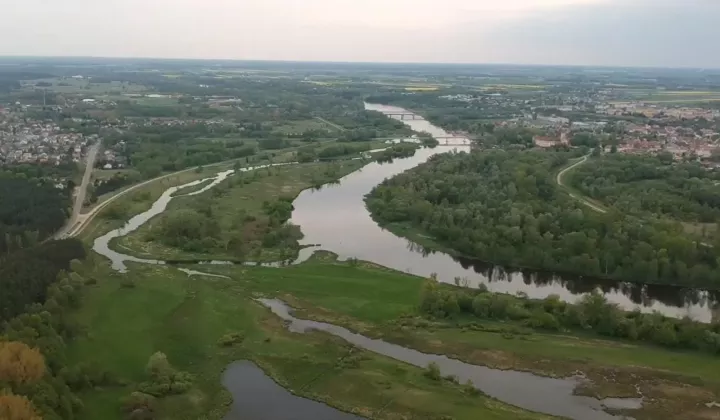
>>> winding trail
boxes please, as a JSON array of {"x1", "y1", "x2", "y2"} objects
[{"x1": 556, "y1": 155, "x2": 608, "y2": 214}]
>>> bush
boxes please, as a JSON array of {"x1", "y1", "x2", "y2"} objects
[
  {"x1": 463, "y1": 380, "x2": 480, "y2": 395},
  {"x1": 217, "y1": 332, "x2": 245, "y2": 347},
  {"x1": 423, "y1": 362, "x2": 441, "y2": 381}
]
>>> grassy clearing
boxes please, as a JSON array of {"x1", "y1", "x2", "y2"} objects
[
  {"x1": 114, "y1": 161, "x2": 365, "y2": 263},
  {"x1": 197, "y1": 257, "x2": 720, "y2": 420},
  {"x1": 69, "y1": 259, "x2": 551, "y2": 420},
  {"x1": 71, "y1": 254, "x2": 720, "y2": 420}
]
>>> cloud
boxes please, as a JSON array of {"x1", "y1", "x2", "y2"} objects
[{"x1": 0, "y1": 0, "x2": 716, "y2": 67}]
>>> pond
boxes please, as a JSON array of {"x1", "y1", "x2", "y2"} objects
[{"x1": 223, "y1": 360, "x2": 363, "y2": 420}]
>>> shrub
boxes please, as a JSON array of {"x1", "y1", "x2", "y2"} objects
[
  {"x1": 217, "y1": 332, "x2": 245, "y2": 347},
  {"x1": 423, "y1": 362, "x2": 441, "y2": 381},
  {"x1": 463, "y1": 380, "x2": 480, "y2": 395}
]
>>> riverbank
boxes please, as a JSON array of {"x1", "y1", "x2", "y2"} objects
[
  {"x1": 111, "y1": 160, "x2": 366, "y2": 264},
  {"x1": 68, "y1": 254, "x2": 720, "y2": 420},
  {"x1": 67, "y1": 256, "x2": 555, "y2": 420}
]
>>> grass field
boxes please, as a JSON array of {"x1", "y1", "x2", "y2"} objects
[
  {"x1": 68, "y1": 257, "x2": 552, "y2": 420},
  {"x1": 69, "y1": 252, "x2": 720, "y2": 420}
]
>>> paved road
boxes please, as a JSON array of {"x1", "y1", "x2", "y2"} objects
[
  {"x1": 55, "y1": 142, "x2": 100, "y2": 238},
  {"x1": 555, "y1": 155, "x2": 607, "y2": 214}
]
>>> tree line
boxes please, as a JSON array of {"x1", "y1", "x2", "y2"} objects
[
  {"x1": 0, "y1": 238, "x2": 97, "y2": 420},
  {"x1": 367, "y1": 149, "x2": 720, "y2": 288},
  {"x1": 419, "y1": 279, "x2": 720, "y2": 354}
]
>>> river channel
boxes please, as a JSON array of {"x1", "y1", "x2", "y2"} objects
[
  {"x1": 256, "y1": 298, "x2": 641, "y2": 420},
  {"x1": 91, "y1": 103, "x2": 718, "y2": 322},
  {"x1": 88, "y1": 104, "x2": 704, "y2": 419}
]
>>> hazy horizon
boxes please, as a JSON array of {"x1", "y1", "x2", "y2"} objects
[{"x1": 1, "y1": 0, "x2": 718, "y2": 68}]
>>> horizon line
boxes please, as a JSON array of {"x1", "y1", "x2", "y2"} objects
[{"x1": 0, "y1": 54, "x2": 718, "y2": 72}]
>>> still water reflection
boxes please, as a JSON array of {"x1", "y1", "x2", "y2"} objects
[
  {"x1": 288, "y1": 103, "x2": 718, "y2": 322},
  {"x1": 258, "y1": 298, "x2": 643, "y2": 420},
  {"x1": 222, "y1": 361, "x2": 363, "y2": 420},
  {"x1": 91, "y1": 104, "x2": 719, "y2": 322}
]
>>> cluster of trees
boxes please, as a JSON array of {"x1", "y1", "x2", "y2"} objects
[
  {"x1": 120, "y1": 352, "x2": 193, "y2": 419},
  {"x1": 419, "y1": 280, "x2": 720, "y2": 354},
  {"x1": 0, "y1": 172, "x2": 71, "y2": 253},
  {"x1": 0, "y1": 239, "x2": 86, "y2": 322},
  {"x1": 91, "y1": 171, "x2": 142, "y2": 198},
  {"x1": 475, "y1": 126, "x2": 538, "y2": 148},
  {"x1": 297, "y1": 143, "x2": 371, "y2": 163},
  {"x1": 331, "y1": 110, "x2": 414, "y2": 140},
  {"x1": 569, "y1": 154, "x2": 720, "y2": 223},
  {"x1": 0, "y1": 240, "x2": 113, "y2": 420},
  {"x1": 105, "y1": 125, "x2": 259, "y2": 178},
  {"x1": 367, "y1": 150, "x2": 720, "y2": 288},
  {"x1": 375, "y1": 143, "x2": 419, "y2": 163}
]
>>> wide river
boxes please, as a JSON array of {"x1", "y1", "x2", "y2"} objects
[
  {"x1": 90, "y1": 103, "x2": 707, "y2": 419},
  {"x1": 92, "y1": 103, "x2": 718, "y2": 322},
  {"x1": 290, "y1": 103, "x2": 719, "y2": 322}
]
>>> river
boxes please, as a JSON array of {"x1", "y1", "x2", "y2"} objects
[
  {"x1": 289, "y1": 103, "x2": 718, "y2": 322},
  {"x1": 88, "y1": 104, "x2": 701, "y2": 419},
  {"x1": 256, "y1": 298, "x2": 642, "y2": 420},
  {"x1": 92, "y1": 104, "x2": 717, "y2": 321}
]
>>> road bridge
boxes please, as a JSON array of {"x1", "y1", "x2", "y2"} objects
[{"x1": 383, "y1": 112, "x2": 423, "y2": 120}]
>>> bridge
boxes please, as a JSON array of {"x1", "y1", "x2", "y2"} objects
[{"x1": 382, "y1": 112, "x2": 424, "y2": 120}]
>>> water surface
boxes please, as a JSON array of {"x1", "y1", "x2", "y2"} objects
[
  {"x1": 288, "y1": 103, "x2": 718, "y2": 322},
  {"x1": 258, "y1": 298, "x2": 642, "y2": 420},
  {"x1": 223, "y1": 361, "x2": 363, "y2": 420}
]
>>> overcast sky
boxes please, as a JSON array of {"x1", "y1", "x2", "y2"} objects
[{"x1": 1, "y1": 0, "x2": 718, "y2": 68}]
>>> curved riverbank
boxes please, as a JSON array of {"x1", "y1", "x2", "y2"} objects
[{"x1": 88, "y1": 104, "x2": 718, "y2": 321}]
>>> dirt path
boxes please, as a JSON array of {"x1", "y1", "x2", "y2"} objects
[{"x1": 555, "y1": 155, "x2": 608, "y2": 214}]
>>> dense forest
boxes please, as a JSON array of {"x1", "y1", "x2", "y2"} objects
[
  {"x1": 0, "y1": 239, "x2": 86, "y2": 322},
  {"x1": 366, "y1": 150, "x2": 720, "y2": 288},
  {"x1": 569, "y1": 154, "x2": 720, "y2": 223},
  {"x1": 419, "y1": 280, "x2": 720, "y2": 354},
  {"x1": 0, "y1": 238, "x2": 94, "y2": 420},
  {"x1": 0, "y1": 171, "x2": 72, "y2": 253}
]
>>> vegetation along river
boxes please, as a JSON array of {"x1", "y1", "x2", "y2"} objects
[
  {"x1": 93, "y1": 104, "x2": 718, "y2": 323},
  {"x1": 88, "y1": 104, "x2": 718, "y2": 419},
  {"x1": 255, "y1": 298, "x2": 642, "y2": 420}
]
